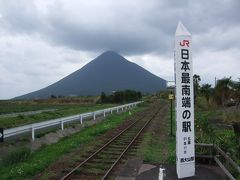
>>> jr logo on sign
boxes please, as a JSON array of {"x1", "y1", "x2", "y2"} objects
[{"x1": 180, "y1": 40, "x2": 189, "y2": 47}]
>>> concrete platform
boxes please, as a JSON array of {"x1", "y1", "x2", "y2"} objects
[
  {"x1": 116, "y1": 160, "x2": 226, "y2": 180},
  {"x1": 136, "y1": 164, "x2": 226, "y2": 180}
]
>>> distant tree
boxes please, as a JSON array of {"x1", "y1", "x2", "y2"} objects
[
  {"x1": 100, "y1": 92, "x2": 107, "y2": 103},
  {"x1": 137, "y1": 91, "x2": 142, "y2": 99},
  {"x1": 200, "y1": 84, "x2": 212, "y2": 103},
  {"x1": 100, "y1": 90, "x2": 142, "y2": 104},
  {"x1": 124, "y1": 90, "x2": 138, "y2": 102},
  {"x1": 193, "y1": 74, "x2": 201, "y2": 104},
  {"x1": 214, "y1": 77, "x2": 231, "y2": 106},
  {"x1": 229, "y1": 78, "x2": 240, "y2": 108},
  {"x1": 50, "y1": 94, "x2": 56, "y2": 99},
  {"x1": 114, "y1": 91, "x2": 124, "y2": 103}
]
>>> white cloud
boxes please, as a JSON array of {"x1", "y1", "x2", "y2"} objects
[
  {"x1": 194, "y1": 48, "x2": 240, "y2": 86},
  {"x1": 0, "y1": 34, "x2": 94, "y2": 99}
]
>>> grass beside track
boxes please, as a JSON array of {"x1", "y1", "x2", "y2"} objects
[
  {"x1": 137, "y1": 100, "x2": 176, "y2": 164},
  {"x1": 0, "y1": 105, "x2": 146, "y2": 179},
  {"x1": 0, "y1": 104, "x2": 114, "y2": 128}
]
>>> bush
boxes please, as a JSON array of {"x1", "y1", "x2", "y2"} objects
[
  {"x1": 17, "y1": 114, "x2": 25, "y2": 119},
  {"x1": 2, "y1": 147, "x2": 31, "y2": 165},
  {"x1": 100, "y1": 90, "x2": 142, "y2": 103}
]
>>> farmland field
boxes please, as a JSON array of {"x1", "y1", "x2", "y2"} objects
[
  {"x1": 0, "y1": 96, "x2": 98, "y2": 114},
  {"x1": 0, "y1": 97, "x2": 114, "y2": 128}
]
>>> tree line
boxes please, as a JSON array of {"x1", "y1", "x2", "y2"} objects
[
  {"x1": 100, "y1": 90, "x2": 142, "y2": 103},
  {"x1": 193, "y1": 75, "x2": 240, "y2": 108}
]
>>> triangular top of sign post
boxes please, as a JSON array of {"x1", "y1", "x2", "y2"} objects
[{"x1": 175, "y1": 21, "x2": 191, "y2": 36}]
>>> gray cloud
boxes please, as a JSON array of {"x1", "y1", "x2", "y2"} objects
[
  {"x1": 0, "y1": 0, "x2": 239, "y2": 99},
  {"x1": 1, "y1": 0, "x2": 239, "y2": 55},
  {"x1": 0, "y1": 1, "x2": 43, "y2": 34}
]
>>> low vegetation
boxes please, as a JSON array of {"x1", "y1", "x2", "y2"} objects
[
  {"x1": 137, "y1": 99, "x2": 176, "y2": 164},
  {"x1": 0, "y1": 96, "x2": 98, "y2": 114},
  {"x1": 195, "y1": 96, "x2": 240, "y2": 178},
  {"x1": 194, "y1": 75, "x2": 239, "y2": 159},
  {"x1": 138, "y1": 132, "x2": 165, "y2": 163},
  {"x1": 191, "y1": 75, "x2": 239, "y2": 178},
  {"x1": 2, "y1": 147, "x2": 31, "y2": 166}
]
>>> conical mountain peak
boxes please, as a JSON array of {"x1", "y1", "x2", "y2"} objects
[
  {"x1": 101, "y1": 50, "x2": 120, "y2": 56},
  {"x1": 15, "y1": 51, "x2": 166, "y2": 99},
  {"x1": 96, "y1": 51, "x2": 125, "y2": 62}
]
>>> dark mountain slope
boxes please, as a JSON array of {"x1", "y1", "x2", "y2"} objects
[{"x1": 16, "y1": 51, "x2": 166, "y2": 99}]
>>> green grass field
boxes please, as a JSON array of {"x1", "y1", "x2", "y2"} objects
[
  {"x1": 0, "y1": 103, "x2": 114, "y2": 128},
  {"x1": 0, "y1": 97, "x2": 98, "y2": 114}
]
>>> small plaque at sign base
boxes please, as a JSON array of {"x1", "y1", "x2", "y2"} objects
[
  {"x1": 0, "y1": 128, "x2": 3, "y2": 142},
  {"x1": 169, "y1": 94, "x2": 174, "y2": 100}
]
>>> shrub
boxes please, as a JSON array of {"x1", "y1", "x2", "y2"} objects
[
  {"x1": 2, "y1": 147, "x2": 31, "y2": 165},
  {"x1": 100, "y1": 90, "x2": 142, "y2": 103},
  {"x1": 17, "y1": 114, "x2": 25, "y2": 119}
]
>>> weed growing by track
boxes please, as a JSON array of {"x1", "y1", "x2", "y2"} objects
[
  {"x1": 2, "y1": 147, "x2": 31, "y2": 166},
  {"x1": 138, "y1": 132, "x2": 165, "y2": 163},
  {"x1": 166, "y1": 107, "x2": 176, "y2": 164},
  {"x1": 0, "y1": 106, "x2": 144, "y2": 179},
  {"x1": 137, "y1": 100, "x2": 176, "y2": 164}
]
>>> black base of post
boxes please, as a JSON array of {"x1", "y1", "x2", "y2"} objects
[{"x1": 0, "y1": 128, "x2": 3, "y2": 142}]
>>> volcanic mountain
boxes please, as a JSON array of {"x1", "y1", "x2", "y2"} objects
[{"x1": 16, "y1": 51, "x2": 167, "y2": 99}]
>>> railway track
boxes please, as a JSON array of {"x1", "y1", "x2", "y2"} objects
[{"x1": 60, "y1": 106, "x2": 160, "y2": 180}]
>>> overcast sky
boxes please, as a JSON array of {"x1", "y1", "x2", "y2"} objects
[{"x1": 0, "y1": 0, "x2": 239, "y2": 99}]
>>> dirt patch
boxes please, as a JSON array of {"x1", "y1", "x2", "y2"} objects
[{"x1": 137, "y1": 163, "x2": 156, "y2": 175}]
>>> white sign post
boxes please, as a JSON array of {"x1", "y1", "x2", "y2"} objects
[{"x1": 174, "y1": 22, "x2": 195, "y2": 178}]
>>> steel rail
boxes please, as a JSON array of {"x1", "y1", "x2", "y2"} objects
[
  {"x1": 60, "y1": 114, "x2": 147, "y2": 180},
  {"x1": 61, "y1": 107, "x2": 159, "y2": 180},
  {"x1": 101, "y1": 109, "x2": 159, "y2": 180}
]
